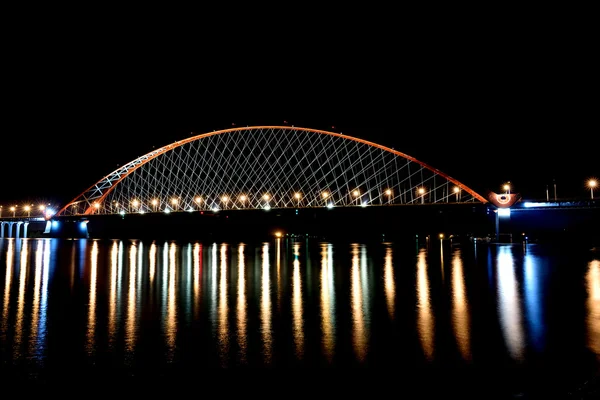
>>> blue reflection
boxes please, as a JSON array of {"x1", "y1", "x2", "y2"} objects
[{"x1": 523, "y1": 247, "x2": 546, "y2": 352}]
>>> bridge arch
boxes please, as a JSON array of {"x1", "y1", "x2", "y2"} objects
[{"x1": 57, "y1": 126, "x2": 487, "y2": 216}]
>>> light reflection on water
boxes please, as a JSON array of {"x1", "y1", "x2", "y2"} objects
[
  {"x1": 587, "y1": 260, "x2": 600, "y2": 359},
  {"x1": 0, "y1": 237, "x2": 598, "y2": 389}
]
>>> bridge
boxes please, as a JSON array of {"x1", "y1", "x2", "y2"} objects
[{"x1": 1, "y1": 126, "x2": 596, "y2": 242}]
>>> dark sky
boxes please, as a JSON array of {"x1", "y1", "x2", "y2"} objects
[{"x1": 1, "y1": 12, "x2": 597, "y2": 209}]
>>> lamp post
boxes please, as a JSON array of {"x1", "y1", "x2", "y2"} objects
[
  {"x1": 352, "y1": 189, "x2": 360, "y2": 205},
  {"x1": 322, "y1": 191, "x2": 329, "y2": 206},
  {"x1": 0, "y1": 205, "x2": 2, "y2": 218},
  {"x1": 221, "y1": 195, "x2": 229, "y2": 209},
  {"x1": 589, "y1": 179, "x2": 597, "y2": 199},
  {"x1": 24, "y1": 205, "x2": 31, "y2": 217},
  {"x1": 294, "y1": 192, "x2": 301, "y2": 207},
  {"x1": 453, "y1": 186, "x2": 460, "y2": 202},
  {"x1": 385, "y1": 189, "x2": 392, "y2": 204},
  {"x1": 11, "y1": 206, "x2": 16, "y2": 217},
  {"x1": 503, "y1": 183, "x2": 511, "y2": 194},
  {"x1": 418, "y1": 187, "x2": 425, "y2": 204}
]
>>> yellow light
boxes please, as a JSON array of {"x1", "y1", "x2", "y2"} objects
[
  {"x1": 132, "y1": 199, "x2": 139, "y2": 207},
  {"x1": 94, "y1": 203, "x2": 100, "y2": 209},
  {"x1": 454, "y1": 186, "x2": 460, "y2": 193},
  {"x1": 322, "y1": 191, "x2": 329, "y2": 198},
  {"x1": 385, "y1": 189, "x2": 392, "y2": 196},
  {"x1": 10, "y1": 206, "x2": 15, "y2": 211},
  {"x1": 294, "y1": 192, "x2": 301, "y2": 199},
  {"x1": 439, "y1": 233, "x2": 444, "y2": 239},
  {"x1": 39, "y1": 205, "x2": 45, "y2": 211},
  {"x1": 24, "y1": 205, "x2": 30, "y2": 212},
  {"x1": 590, "y1": 180, "x2": 597, "y2": 188},
  {"x1": 171, "y1": 198, "x2": 178, "y2": 205},
  {"x1": 263, "y1": 194, "x2": 270, "y2": 201},
  {"x1": 353, "y1": 190, "x2": 360, "y2": 197},
  {"x1": 240, "y1": 195, "x2": 247, "y2": 201},
  {"x1": 221, "y1": 196, "x2": 229, "y2": 202},
  {"x1": 418, "y1": 188, "x2": 425, "y2": 194},
  {"x1": 275, "y1": 231, "x2": 282, "y2": 238},
  {"x1": 194, "y1": 197, "x2": 202, "y2": 203}
]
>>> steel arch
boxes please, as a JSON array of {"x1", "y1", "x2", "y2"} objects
[{"x1": 56, "y1": 126, "x2": 487, "y2": 216}]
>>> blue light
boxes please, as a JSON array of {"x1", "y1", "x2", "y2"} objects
[
  {"x1": 80, "y1": 221, "x2": 87, "y2": 230},
  {"x1": 498, "y1": 208, "x2": 511, "y2": 217},
  {"x1": 52, "y1": 221, "x2": 59, "y2": 228}
]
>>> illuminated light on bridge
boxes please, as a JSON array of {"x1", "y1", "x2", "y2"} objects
[
  {"x1": 589, "y1": 179, "x2": 597, "y2": 199},
  {"x1": 498, "y1": 208, "x2": 511, "y2": 217},
  {"x1": 54, "y1": 126, "x2": 487, "y2": 216}
]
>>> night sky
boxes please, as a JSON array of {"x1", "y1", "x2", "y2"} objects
[{"x1": 1, "y1": 13, "x2": 596, "y2": 208}]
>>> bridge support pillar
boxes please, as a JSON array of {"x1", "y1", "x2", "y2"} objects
[{"x1": 48, "y1": 219, "x2": 89, "y2": 238}]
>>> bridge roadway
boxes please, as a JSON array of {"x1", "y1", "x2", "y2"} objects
[{"x1": 1, "y1": 200, "x2": 598, "y2": 245}]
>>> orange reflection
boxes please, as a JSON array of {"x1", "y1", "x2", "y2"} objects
[
  {"x1": 384, "y1": 246, "x2": 395, "y2": 320},
  {"x1": 86, "y1": 241, "x2": 98, "y2": 354},
  {"x1": 586, "y1": 260, "x2": 600, "y2": 358},
  {"x1": 125, "y1": 242, "x2": 138, "y2": 354},
  {"x1": 14, "y1": 239, "x2": 29, "y2": 353},
  {"x1": 165, "y1": 242, "x2": 177, "y2": 361},
  {"x1": 108, "y1": 241, "x2": 121, "y2": 348},
  {"x1": 351, "y1": 244, "x2": 367, "y2": 361},
  {"x1": 149, "y1": 242, "x2": 157, "y2": 283},
  {"x1": 237, "y1": 244, "x2": 247, "y2": 363},
  {"x1": 218, "y1": 243, "x2": 229, "y2": 364},
  {"x1": 497, "y1": 246, "x2": 524, "y2": 361},
  {"x1": 276, "y1": 238, "x2": 282, "y2": 314},
  {"x1": 2, "y1": 240, "x2": 14, "y2": 334},
  {"x1": 451, "y1": 249, "x2": 471, "y2": 361},
  {"x1": 29, "y1": 240, "x2": 44, "y2": 356},
  {"x1": 417, "y1": 249, "x2": 435, "y2": 360},
  {"x1": 261, "y1": 243, "x2": 272, "y2": 364},
  {"x1": 320, "y1": 243, "x2": 335, "y2": 361},
  {"x1": 193, "y1": 243, "x2": 202, "y2": 320},
  {"x1": 292, "y1": 243, "x2": 304, "y2": 360}
]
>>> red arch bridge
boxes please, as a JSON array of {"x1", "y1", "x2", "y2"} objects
[{"x1": 3, "y1": 126, "x2": 499, "y2": 240}]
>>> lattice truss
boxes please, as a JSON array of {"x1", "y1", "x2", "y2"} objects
[{"x1": 58, "y1": 127, "x2": 485, "y2": 216}]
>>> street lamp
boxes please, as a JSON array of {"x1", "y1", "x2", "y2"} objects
[
  {"x1": 221, "y1": 195, "x2": 229, "y2": 209},
  {"x1": 294, "y1": 192, "x2": 301, "y2": 207},
  {"x1": 152, "y1": 199, "x2": 159, "y2": 212},
  {"x1": 454, "y1": 186, "x2": 460, "y2": 202},
  {"x1": 171, "y1": 198, "x2": 178, "y2": 211},
  {"x1": 503, "y1": 182, "x2": 511, "y2": 194},
  {"x1": 24, "y1": 205, "x2": 31, "y2": 217},
  {"x1": 352, "y1": 189, "x2": 360, "y2": 205},
  {"x1": 589, "y1": 179, "x2": 597, "y2": 199},
  {"x1": 0, "y1": 205, "x2": 3, "y2": 218},
  {"x1": 11, "y1": 206, "x2": 16, "y2": 217},
  {"x1": 385, "y1": 189, "x2": 392, "y2": 204},
  {"x1": 418, "y1": 187, "x2": 425, "y2": 204}
]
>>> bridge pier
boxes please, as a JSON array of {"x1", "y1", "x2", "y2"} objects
[
  {"x1": 0, "y1": 221, "x2": 28, "y2": 238},
  {"x1": 0, "y1": 219, "x2": 52, "y2": 238}
]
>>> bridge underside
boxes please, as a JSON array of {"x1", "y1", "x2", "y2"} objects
[{"x1": 53, "y1": 203, "x2": 496, "y2": 242}]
